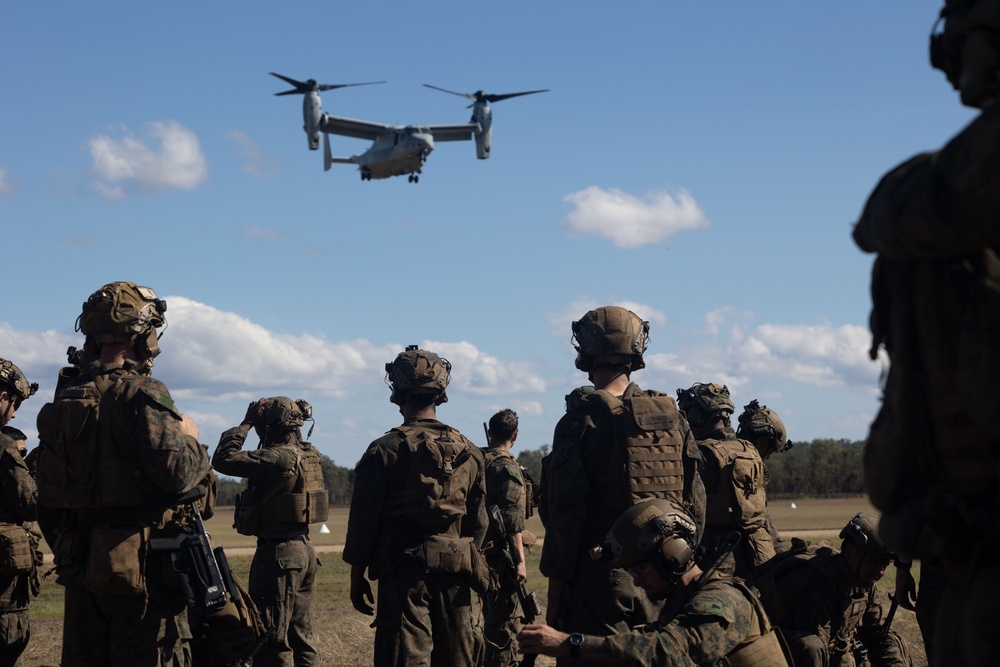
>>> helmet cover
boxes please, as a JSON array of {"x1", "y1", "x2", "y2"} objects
[
  {"x1": 0, "y1": 359, "x2": 37, "y2": 405},
  {"x1": 736, "y1": 399, "x2": 790, "y2": 456},
  {"x1": 602, "y1": 498, "x2": 697, "y2": 571},
  {"x1": 676, "y1": 383, "x2": 734, "y2": 427},
  {"x1": 385, "y1": 345, "x2": 451, "y2": 406},
  {"x1": 572, "y1": 306, "x2": 649, "y2": 373},
  {"x1": 77, "y1": 281, "x2": 166, "y2": 348},
  {"x1": 840, "y1": 512, "x2": 894, "y2": 562}
]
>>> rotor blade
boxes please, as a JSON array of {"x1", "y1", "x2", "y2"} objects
[
  {"x1": 270, "y1": 72, "x2": 308, "y2": 88},
  {"x1": 423, "y1": 84, "x2": 476, "y2": 102},
  {"x1": 274, "y1": 89, "x2": 305, "y2": 96},
  {"x1": 317, "y1": 81, "x2": 386, "y2": 92},
  {"x1": 485, "y1": 89, "x2": 550, "y2": 103}
]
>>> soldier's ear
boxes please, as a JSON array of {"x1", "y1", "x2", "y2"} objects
[{"x1": 511, "y1": 431, "x2": 518, "y2": 443}]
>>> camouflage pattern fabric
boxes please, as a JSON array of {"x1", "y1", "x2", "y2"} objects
[
  {"x1": 482, "y1": 449, "x2": 526, "y2": 667},
  {"x1": 213, "y1": 427, "x2": 321, "y2": 666},
  {"x1": 0, "y1": 435, "x2": 36, "y2": 667},
  {"x1": 757, "y1": 547, "x2": 910, "y2": 667},
  {"x1": 854, "y1": 102, "x2": 1000, "y2": 666},
  {"x1": 45, "y1": 362, "x2": 210, "y2": 667},
  {"x1": 592, "y1": 573, "x2": 776, "y2": 666},
  {"x1": 539, "y1": 382, "x2": 705, "y2": 664},
  {"x1": 343, "y1": 418, "x2": 487, "y2": 667}
]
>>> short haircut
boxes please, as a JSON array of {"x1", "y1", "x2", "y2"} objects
[
  {"x1": 0, "y1": 426, "x2": 26, "y2": 441},
  {"x1": 488, "y1": 409, "x2": 518, "y2": 443}
]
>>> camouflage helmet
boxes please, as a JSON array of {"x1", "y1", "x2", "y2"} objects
[
  {"x1": 840, "y1": 513, "x2": 894, "y2": 562},
  {"x1": 600, "y1": 498, "x2": 697, "y2": 572},
  {"x1": 0, "y1": 359, "x2": 37, "y2": 407},
  {"x1": 572, "y1": 306, "x2": 649, "y2": 373},
  {"x1": 676, "y1": 383, "x2": 734, "y2": 428},
  {"x1": 385, "y1": 345, "x2": 451, "y2": 406},
  {"x1": 77, "y1": 282, "x2": 166, "y2": 356},
  {"x1": 736, "y1": 399, "x2": 791, "y2": 457},
  {"x1": 564, "y1": 385, "x2": 595, "y2": 412}
]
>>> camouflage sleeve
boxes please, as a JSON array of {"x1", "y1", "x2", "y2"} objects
[
  {"x1": 775, "y1": 565, "x2": 838, "y2": 647},
  {"x1": 211, "y1": 426, "x2": 292, "y2": 479},
  {"x1": 597, "y1": 581, "x2": 756, "y2": 666},
  {"x1": 538, "y1": 411, "x2": 594, "y2": 582},
  {"x1": 0, "y1": 444, "x2": 36, "y2": 523},
  {"x1": 857, "y1": 589, "x2": 910, "y2": 667},
  {"x1": 854, "y1": 106, "x2": 1000, "y2": 259},
  {"x1": 342, "y1": 435, "x2": 396, "y2": 568},
  {"x1": 127, "y1": 377, "x2": 210, "y2": 496},
  {"x1": 765, "y1": 505, "x2": 785, "y2": 553},
  {"x1": 462, "y1": 443, "x2": 489, "y2": 547}
]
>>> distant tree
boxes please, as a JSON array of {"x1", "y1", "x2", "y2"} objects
[
  {"x1": 516, "y1": 445, "x2": 549, "y2": 484},
  {"x1": 320, "y1": 454, "x2": 354, "y2": 506},
  {"x1": 215, "y1": 476, "x2": 246, "y2": 506},
  {"x1": 765, "y1": 438, "x2": 866, "y2": 497}
]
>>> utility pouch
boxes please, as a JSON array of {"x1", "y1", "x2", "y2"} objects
[
  {"x1": 233, "y1": 489, "x2": 260, "y2": 537},
  {"x1": 85, "y1": 524, "x2": 148, "y2": 596},
  {"x1": 422, "y1": 534, "x2": 473, "y2": 575},
  {"x1": 0, "y1": 523, "x2": 33, "y2": 576},
  {"x1": 468, "y1": 540, "x2": 492, "y2": 596}
]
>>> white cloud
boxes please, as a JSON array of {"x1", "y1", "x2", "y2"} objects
[
  {"x1": 425, "y1": 340, "x2": 547, "y2": 396},
  {"x1": 0, "y1": 167, "x2": 16, "y2": 198},
  {"x1": 227, "y1": 130, "x2": 283, "y2": 178},
  {"x1": 564, "y1": 186, "x2": 710, "y2": 248},
  {"x1": 89, "y1": 121, "x2": 208, "y2": 199}
]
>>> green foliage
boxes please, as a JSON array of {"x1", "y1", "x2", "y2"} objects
[
  {"x1": 215, "y1": 476, "x2": 246, "y2": 506},
  {"x1": 766, "y1": 438, "x2": 866, "y2": 497},
  {"x1": 516, "y1": 444, "x2": 549, "y2": 483},
  {"x1": 320, "y1": 454, "x2": 354, "y2": 506}
]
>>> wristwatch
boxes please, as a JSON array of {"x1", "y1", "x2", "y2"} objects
[{"x1": 568, "y1": 632, "x2": 585, "y2": 659}]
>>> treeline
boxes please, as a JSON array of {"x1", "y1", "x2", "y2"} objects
[{"x1": 216, "y1": 437, "x2": 865, "y2": 507}]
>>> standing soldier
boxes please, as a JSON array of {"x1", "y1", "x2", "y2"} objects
[
  {"x1": 482, "y1": 408, "x2": 529, "y2": 667},
  {"x1": 853, "y1": 3, "x2": 1000, "y2": 663},
  {"x1": 35, "y1": 281, "x2": 211, "y2": 666},
  {"x1": 677, "y1": 383, "x2": 774, "y2": 578},
  {"x1": 519, "y1": 498, "x2": 790, "y2": 666},
  {"x1": 736, "y1": 399, "x2": 792, "y2": 553},
  {"x1": 343, "y1": 345, "x2": 488, "y2": 666},
  {"x1": 752, "y1": 514, "x2": 912, "y2": 667},
  {"x1": 540, "y1": 306, "x2": 705, "y2": 666},
  {"x1": 0, "y1": 360, "x2": 38, "y2": 666},
  {"x1": 212, "y1": 396, "x2": 327, "y2": 667}
]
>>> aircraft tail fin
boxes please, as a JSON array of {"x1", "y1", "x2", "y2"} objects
[{"x1": 323, "y1": 133, "x2": 355, "y2": 170}]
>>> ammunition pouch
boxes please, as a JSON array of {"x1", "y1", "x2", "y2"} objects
[
  {"x1": 259, "y1": 491, "x2": 329, "y2": 526},
  {"x1": 397, "y1": 535, "x2": 491, "y2": 595},
  {"x1": 85, "y1": 523, "x2": 149, "y2": 597},
  {"x1": 0, "y1": 523, "x2": 33, "y2": 577},
  {"x1": 234, "y1": 489, "x2": 259, "y2": 537}
]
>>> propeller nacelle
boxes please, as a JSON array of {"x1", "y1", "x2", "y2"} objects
[{"x1": 271, "y1": 73, "x2": 385, "y2": 151}]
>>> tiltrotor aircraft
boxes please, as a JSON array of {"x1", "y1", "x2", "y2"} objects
[{"x1": 271, "y1": 73, "x2": 548, "y2": 183}]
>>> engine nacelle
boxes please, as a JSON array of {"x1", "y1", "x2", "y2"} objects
[
  {"x1": 472, "y1": 103, "x2": 492, "y2": 160},
  {"x1": 303, "y1": 91, "x2": 323, "y2": 150}
]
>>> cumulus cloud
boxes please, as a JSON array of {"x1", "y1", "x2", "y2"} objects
[
  {"x1": 0, "y1": 167, "x2": 16, "y2": 198},
  {"x1": 89, "y1": 121, "x2": 208, "y2": 200},
  {"x1": 227, "y1": 130, "x2": 283, "y2": 178},
  {"x1": 425, "y1": 340, "x2": 548, "y2": 396},
  {"x1": 564, "y1": 186, "x2": 710, "y2": 248}
]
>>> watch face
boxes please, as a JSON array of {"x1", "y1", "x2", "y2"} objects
[{"x1": 570, "y1": 633, "x2": 584, "y2": 647}]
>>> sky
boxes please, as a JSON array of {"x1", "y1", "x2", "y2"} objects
[{"x1": 0, "y1": 2, "x2": 976, "y2": 470}]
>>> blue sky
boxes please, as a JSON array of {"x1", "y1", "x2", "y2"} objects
[{"x1": 0, "y1": 2, "x2": 974, "y2": 468}]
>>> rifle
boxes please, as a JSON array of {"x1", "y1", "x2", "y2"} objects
[
  {"x1": 488, "y1": 505, "x2": 541, "y2": 667},
  {"x1": 878, "y1": 592, "x2": 899, "y2": 646},
  {"x1": 150, "y1": 485, "x2": 229, "y2": 614}
]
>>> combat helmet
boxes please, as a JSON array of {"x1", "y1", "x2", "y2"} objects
[
  {"x1": 564, "y1": 385, "x2": 595, "y2": 413},
  {"x1": 385, "y1": 345, "x2": 451, "y2": 406},
  {"x1": 0, "y1": 359, "x2": 38, "y2": 408},
  {"x1": 77, "y1": 281, "x2": 167, "y2": 358},
  {"x1": 736, "y1": 399, "x2": 791, "y2": 458},
  {"x1": 254, "y1": 396, "x2": 314, "y2": 444},
  {"x1": 676, "y1": 383, "x2": 734, "y2": 429},
  {"x1": 840, "y1": 512, "x2": 894, "y2": 562},
  {"x1": 598, "y1": 498, "x2": 698, "y2": 574},
  {"x1": 572, "y1": 306, "x2": 649, "y2": 373}
]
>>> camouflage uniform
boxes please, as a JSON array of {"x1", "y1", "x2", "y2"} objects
[
  {"x1": 343, "y1": 417, "x2": 488, "y2": 667},
  {"x1": 696, "y1": 425, "x2": 774, "y2": 578},
  {"x1": 213, "y1": 427, "x2": 322, "y2": 667},
  {"x1": 482, "y1": 447, "x2": 526, "y2": 667},
  {"x1": 755, "y1": 545, "x2": 910, "y2": 667},
  {"x1": 594, "y1": 572, "x2": 783, "y2": 667},
  {"x1": 853, "y1": 76, "x2": 1000, "y2": 667},
  {"x1": 539, "y1": 382, "x2": 705, "y2": 664},
  {"x1": 0, "y1": 434, "x2": 38, "y2": 667},
  {"x1": 39, "y1": 361, "x2": 211, "y2": 667}
]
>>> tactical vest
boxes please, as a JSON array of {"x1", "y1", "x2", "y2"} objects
[
  {"x1": 257, "y1": 443, "x2": 329, "y2": 531},
  {"x1": 721, "y1": 578, "x2": 793, "y2": 667},
  {"x1": 583, "y1": 388, "x2": 687, "y2": 507},
  {"x1": 36, "y1": 364, "x2": 159, "y2": 510},
  {"x1": 382, "y1": 423, "x2": 480, "y2": 538}
]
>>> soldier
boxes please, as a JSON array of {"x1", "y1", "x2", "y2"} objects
[
  {"x1": 0, "y1": 360, "x2": 38, "y2": 666},
  {"x1": 539, "y1": 306, "x2": 705, "y2": 666},
  {"x1": 853, "y1": 3, "x2": 1000, "y2": 665},
  {"x1": 518, "y1": 498, "x2": 790, "y2": 666},
  {"x1": 736, "y1": 399, "x2": 792, "y2": 553},
  {"x1": 677, "y1": 384, "x2": 773, "y2": 578},
  {"x1": 35, "y1": 281, "x2": 211, "y2": 667},
  {"x1": 482, "y1": 408, "x2": 529, "y2": 667},
  {"x1": 343, "y1": 345, "x2": 488, "y2": 666},
  {"x1": 212, "y1": 396, "x2": 327, "y2": 667},
  {"x1": 753, "y1": 514, "x2": 912, "y2": 667}
]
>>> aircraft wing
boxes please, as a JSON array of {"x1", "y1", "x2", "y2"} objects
[
  {"x1": 320, "y1": 115, "x2": 390, "y2": 140},
  {"x1": 427, "y1": 124, "x2": 477, "y2": 142}
]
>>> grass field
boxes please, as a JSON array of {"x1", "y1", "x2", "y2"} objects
[{"x1": 20, "y1": 497, "x2": 926, "y2": 666}]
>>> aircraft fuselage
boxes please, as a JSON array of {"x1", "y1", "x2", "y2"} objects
[{"x1": 355, "y1": 127, "x2": 434, "y2": 179}]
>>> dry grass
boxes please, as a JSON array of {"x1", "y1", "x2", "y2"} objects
[{"x1": 20, "y1": 499, "x2": 925, "y2": 666}]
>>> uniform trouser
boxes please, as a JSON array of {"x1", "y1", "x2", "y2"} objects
[
  {"x1": 61, "y1": 556, "x2": 192, "y2": 667},
  {"x1": 249, "y1": 535, "x2": 320, "y2": 667},
  {"x1": 482, "y1": 572, "x2": 522, "y2": 667},
  {"x1": 373, "y1": 568, "x2": 482, "y2": 667},
  {"x1": 0, "y1": 609, "x2": 28, "y2": 667}
]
